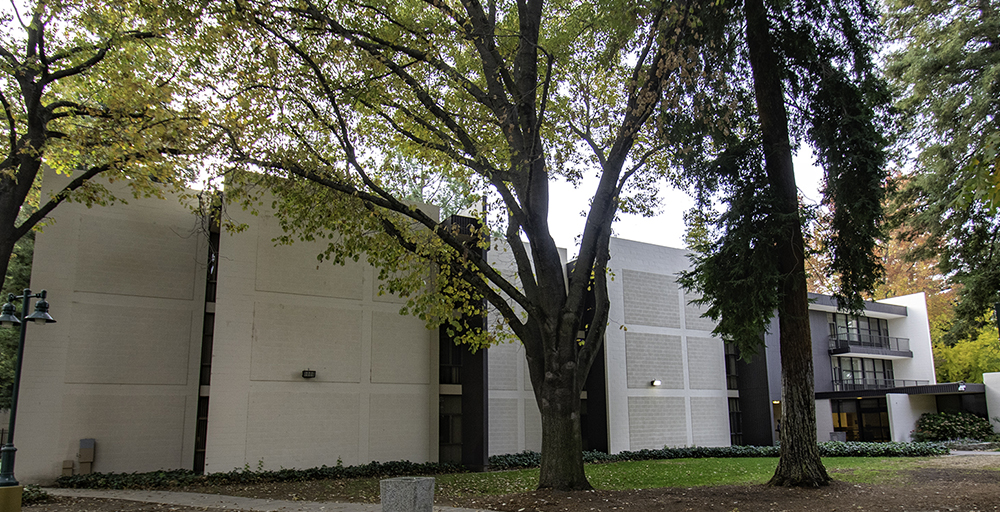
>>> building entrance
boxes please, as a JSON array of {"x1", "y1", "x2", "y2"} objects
[{"x1": 832, "y1": 398, "x2": 889, "y2": 442}]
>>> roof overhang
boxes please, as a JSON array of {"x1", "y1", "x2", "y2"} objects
[
  {"x1": 807, "y1": 293, "x2": 908, "y2": 319},
  {"x1": 816, "y1": 382, "x2": 985, "y2": 400}
]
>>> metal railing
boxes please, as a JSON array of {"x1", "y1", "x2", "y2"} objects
[
  {"x1": 832, "y1": 378, "x2": 929, "y2": 391},
  {"x1": 828, "y1": 325, "x2": 910, "y2": 352}
]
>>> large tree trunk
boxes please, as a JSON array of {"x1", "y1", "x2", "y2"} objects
[
  {"x1": 537, "y1": 377, "x2": 590, "y2": 490},
  {"x1": 745, "y1": 0, "x2": 831, "y2": 487}
]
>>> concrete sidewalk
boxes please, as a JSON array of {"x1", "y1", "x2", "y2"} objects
[{"x1": 46, "y1": 488, "x2": 499, "y2": 512}]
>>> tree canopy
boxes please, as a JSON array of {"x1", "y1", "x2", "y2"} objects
[
  {"x1": 203, "y1": 0, "x2": 736, "y2": 490},
  {"x1": 0, "y1": 0, "x2": 213, "y2": 288},
  {"x1": 886, "y1": 0, "x2": 1000, "y2": 345}
]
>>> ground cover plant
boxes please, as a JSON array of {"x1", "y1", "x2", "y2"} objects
[
  {"x1": 27, "y1": 453, "x2": 1000, "y2": 512},
  {"x1": 55, "y1": 442, "x2": 948, "y2": 491}
]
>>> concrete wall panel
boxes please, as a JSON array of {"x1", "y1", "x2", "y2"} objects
[
  {"x1": 487, "y1": 342, "x2": 518, "y2": 391},
  {"x1": 65, "y1": 304, "x2": 193, "y2": 385},
  {"x1": 625, "y1": 333, "x2": 683, "y2": 389},
  {"x1": 371, "y1": 312, "x2": 431, "y2": 384},
  {"x1": 623, "y1": 270, "x2": 680, "y2": 328},
  {"x1": 524, "y1": 401, "x2": 542, "y2": 452},
  {"x1": 254, "y1": 215, "x2": 365, "y2": 299},
  {"x1": 687, "y1": 337, "x2": 725, "y2": 390},
  {"x1": 74, "y1": 215, "x2": 198, "y2": 300},
  {"x1": 683, "y1": 292, "x2": 717, "y2": 332},
  {"x1": 60, "y1": 394, "x2": 188, "y2": 474},
  {"x1": 246, "y1": 390, "x2": 360, "y2": 467},
  {"x1": 690, "y1": 397, "x2": 730, "y2": 446},
  {"x1": 628, "y1": 396, "x2": 687, "y2": 449},
  {"x1": 250, "y1": 302, "x2": 362, "y2": 383},
  {"x1": 886, "y1": 393, "x2": 937, "y2": 442},
  {"x1": 488, "y1": 398, "x2": 519, "y2": 455},
  {"x1": 369, "y1": 393, "x2": 431, "y2": 462}
]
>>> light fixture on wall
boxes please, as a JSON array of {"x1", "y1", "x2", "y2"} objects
[
  {"x1": 650, "y1": 379, "x2": 662, "y2": 387},
  {"x1": 302, "y1": 369, "x2": 317, "y2": 379},
  {"x1": 772, "y1": 400, "x2": 781, "y2": 405},
  {"x1": 0, "y1": 289, "x2": 56, "y2": 493}
]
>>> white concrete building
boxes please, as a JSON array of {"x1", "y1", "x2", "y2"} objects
[{"x1": 10, "y1": 176, "x2": 999, "y2": 484}]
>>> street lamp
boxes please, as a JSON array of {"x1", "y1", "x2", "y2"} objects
[{"x1": 0, "y1": 289, "x2": 55, "y2": 492}]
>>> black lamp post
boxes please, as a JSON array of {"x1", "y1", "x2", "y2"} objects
[{"x1": 0, "y1": 289, "x2": 55, "y2": 488}]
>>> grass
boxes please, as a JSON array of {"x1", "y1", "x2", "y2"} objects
[
  {"x1": 180, "y1": 456, "x2": 982, "y2": 503},
  {"x1": 433, "y1": 457, "x2": 926, "y2": 499}
]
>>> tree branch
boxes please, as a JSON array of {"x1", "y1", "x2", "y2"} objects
[
  {"x1": 0, "y1": 90, "x2": 17, "y2": 156},
  {"x1": 12, "y1": 163, "x2": 110, "y2": 242}
]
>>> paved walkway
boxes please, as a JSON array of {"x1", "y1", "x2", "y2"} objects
[
  {"x1": 45, "y1": 488, "x2": 499, "y2": 512},
  {"x1": 947, "y1": 450, "x2": 1000, "y2": 456}
]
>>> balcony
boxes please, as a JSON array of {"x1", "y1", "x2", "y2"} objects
[
  {"x1": 828, "y1": 325, "x2": 912, "y2": 358},
  {"x1": 832, "y1": 378, "x2": 930, "y2": 391}
]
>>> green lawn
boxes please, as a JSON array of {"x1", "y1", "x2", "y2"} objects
[{"x1": 434, "y1": 457, "x2": 926, "y2": 499}]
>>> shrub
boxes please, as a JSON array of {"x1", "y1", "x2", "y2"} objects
[
  {"x1": 911, "y1": 411, "x2": 999, "y2": 442},
  {"x1": 56, "y1": 459, "x2": 465, "y2": 490},
  {"x1": 487, "y1": 441, "x2": 948, "y2": 470},
  {"x1": 21, "y1": 484, "x2": 51, "y2": 505}
]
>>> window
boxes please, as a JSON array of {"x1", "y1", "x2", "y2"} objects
[
  {"x1": 440, "y1": 338, "x2": 464, "y2": 384},
  {"x1": 828, "y1": 313, "x2": 889, "y2": 343},
  {"x1": 728, "y1": 398, "x2": 743, "y2": 446},
  {"x1": 832, "y1": 356, "x2": 894, "y2": 390},
  {"x1": 724, "y1": 343, "x2": 739, "y2": 390}
]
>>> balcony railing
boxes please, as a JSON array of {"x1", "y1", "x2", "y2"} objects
[
  {"x1": 832, "y1": 378, "x2": 929, "y2": 391},
  {"x1": 828, "y1": 325, "x2": 910, "y2": 353}
]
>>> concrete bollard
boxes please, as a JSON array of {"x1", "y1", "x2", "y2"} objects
[{"x1": 380, "y1": 476, "x2": 434, "y2": 512}]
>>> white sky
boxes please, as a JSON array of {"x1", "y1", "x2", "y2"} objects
[{"x1": 548, "y1": 150, "x2": 825, "y2": 257}]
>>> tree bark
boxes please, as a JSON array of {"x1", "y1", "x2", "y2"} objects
[
  {"x1": 744, "y1": 0, "x2": 831, "y2": 487},
  {"x1": 536, "y1": 364, "x2": 590, "y2": 490}
]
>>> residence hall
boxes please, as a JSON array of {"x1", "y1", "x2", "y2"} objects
[{"x1": 12, "y1": 173, "x2": 1000, "y2": 483}]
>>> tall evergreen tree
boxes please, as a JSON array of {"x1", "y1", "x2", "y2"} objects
[
  {"x1": 680, "y1": 0, "x2": 890, "y2": 487},
  {"x1": 885, "y1": 0, "x2": 1000, "y2": 345}
]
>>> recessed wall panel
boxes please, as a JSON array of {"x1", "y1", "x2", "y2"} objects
[
  {"x1": 251, "y1": 302, "x2": 361, "y2": 382},
  {"x1": 622, "y1": 270, "x2": 680, "y2": 328},
  {"x1": 369, "y1": 393, "x2": 430, "y2": 462},
  {"x1": 684, "y1": 292, "x2": 718, "y2": 332},
  {"x1": 687, "y1": 337, "x2": 725, "y2": 390},
  {"x1": 255, "y1": 215, "x2": 364, "y2": 299},
  {"x1": 75, "y1": 215, "x2": 197, "y2": 300},
  {"x1": 628, "y1": 396, "x2": 687, "y2": 449},
  {"x1": 65, "y1": 303, "x2": 192, "y2": 385},
  {"x1": 691, "y1": 397, "x2": 730, "y2": 446},
  {"x1": 488, "y1": 398, "x2": 518, "y2": 455},
  {"x1": 246, "y1": 390, "x2": 359, "y2": 467},
  {"x1": 487, "y1": 342, "x2": 518, "y2": 391},
  {"x1": 371, "y1": 312, "x2": 431, "y2": 384},
  {"x1": 625, "y1": 333, "x2": 683, "y2": 389},
  {"x1": 61, "y1": 394, "x2": 187, "y2": 473},
  {"x1": 524, "y1": 401, "x2": 542, "y2": 452}
]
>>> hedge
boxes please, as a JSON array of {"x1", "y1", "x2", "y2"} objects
[
  {"x1": 911, "y1": 411, "x2": 1000, "y2": 442},
  {"x1": 56, "y1": 459, "x2": 464, "y2": 490},
  {"x1": 489, "y1": 441, "x2": 950, "y2": 470},
  {"x1": 56, "y1": 441, "x2": 949, "y2": 489}
]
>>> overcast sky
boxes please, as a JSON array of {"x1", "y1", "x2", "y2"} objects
[{"x1": 548, "y1": 150, "x2": 825, "y2": 257}]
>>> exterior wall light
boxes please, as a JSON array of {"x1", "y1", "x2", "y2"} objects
[
  {"x1": 0, "y1": 289, "x2": 56, "y2": 494},
  {"x1": 771, "y1": 400, "x2": 781, "y2": 404},
  {"x1": 302, "y1": 369, "x2": 317, "y2": 379},
  {"x1": 650, "y1": 379, "x2": 662, "y2": 387}
]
